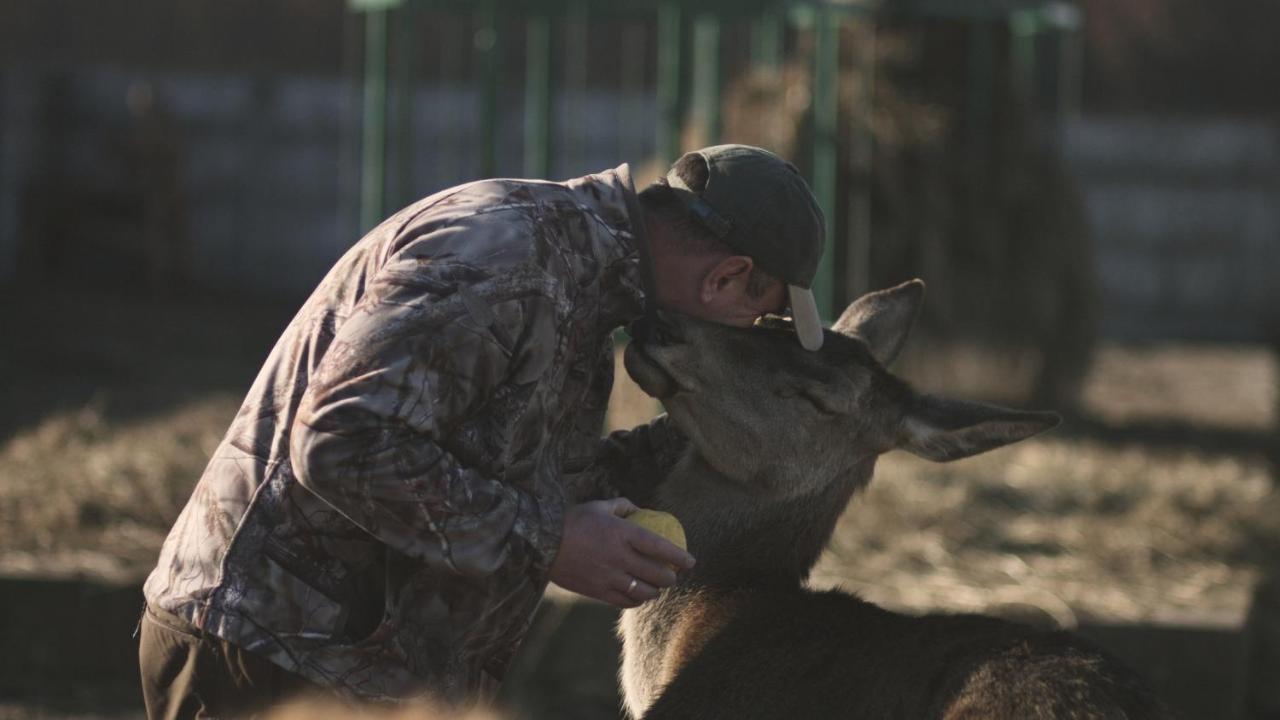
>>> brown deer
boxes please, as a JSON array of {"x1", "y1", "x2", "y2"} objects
[{"x1": 616, "y1": 280, "x2": 1172, "y2": 719}]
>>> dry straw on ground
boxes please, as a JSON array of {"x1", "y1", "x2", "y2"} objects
[
  {"x1": 0, "y1": 342, "x2": 1276, "y2": 627},
  {"x1": 266, "y1": 698, "x2": 504, "y2": 720}
]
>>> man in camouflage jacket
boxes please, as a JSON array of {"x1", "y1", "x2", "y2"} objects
[{"x1": 139, "y1": 145, "x2": 826, "y2": 715}]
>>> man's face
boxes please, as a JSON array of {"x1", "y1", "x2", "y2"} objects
[
  {"x1": 683, "y1": 262, "x2": 786, "y2": 327},
  {"x1": 651, "y1": 245, "x2": 787, "y2": 328}
]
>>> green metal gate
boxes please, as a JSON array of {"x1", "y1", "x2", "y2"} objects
[{"x1": 347, "y1": 0, "x2": 1081, "y2": 320}]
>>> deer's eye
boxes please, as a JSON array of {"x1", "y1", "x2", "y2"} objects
[
  {"x1": 799, "y1": 387, "x2": 844, "y2": 416},
  {"x1": 775, "y1": 384, "x2": 842, "y2": 415}
]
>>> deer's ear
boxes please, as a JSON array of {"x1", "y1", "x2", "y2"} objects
[
  {"x1": 832, "y1": 279, "x2": 925, "y2": 366},
  {"x1": 898, "y1": 394, "x2": 1060, "y2": 462}
]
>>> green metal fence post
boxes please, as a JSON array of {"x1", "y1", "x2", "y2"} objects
[
  {"x1": 691, "y1": 13, "x2": 722, "y2": 147},
  {"x1": 391, "y1": 1, "x2": 418, "y2": 210},
  {"x1": 476, "y1": 1, "x2": 500, "y2": 177},
  {"x1": 1010, "y1": 9, "x2": 1038, "y2": 108},
  {"x1": 847, "y1": 15, "x2": 875, "y2": 301},
  {"x1": 359, "y1": 7, "x2": 389, "y2": 232},
  {"x1": 811, "y1": 5, "x2": 839, "y2": 321},
  {"x1": 656, "y1": 1, "x2": 684, "y2": 165},
  {"x1": 751, "y1": 12, "x2": 783, "y2": 69},
  {"x1": 562, "y1": 1, "x2": 589, "y2": 173},
  {"x1": 1059, "y1": 15, "x2": 1083, "y2": 121},
  {"x1": 524, "y1": 14, "x2": 553, "y2": 178},
  {"x1": 619, "y1": 20, "x2": 648, "y2": 164},
  {"x1": 965, "y1": 19, "x2": 995, "y2": 178}
]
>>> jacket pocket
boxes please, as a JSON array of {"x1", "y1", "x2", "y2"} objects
[{"x1": 235, "y1": 537, "x2": 349, "y2": 640}]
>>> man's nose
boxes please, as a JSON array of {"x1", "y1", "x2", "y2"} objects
[{"x1": 630, "y1": 310, "x2": 682, "y2": 345}]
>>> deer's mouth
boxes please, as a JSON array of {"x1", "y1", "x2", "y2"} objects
[{"x1": 623, "y1": 341, "x2": 683, "y2": 399}]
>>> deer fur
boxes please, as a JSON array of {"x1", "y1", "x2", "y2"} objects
[{"x1": 616, "y1": 280, "x2": 1172, "y2": 719}]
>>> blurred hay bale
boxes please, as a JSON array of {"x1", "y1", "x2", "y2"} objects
[
  {"x1": 266, "y1": 698, "x2": 504, "y2": 720},
  {"x1": 0, "y1": 394, "x2": 238, "y2": 579}
]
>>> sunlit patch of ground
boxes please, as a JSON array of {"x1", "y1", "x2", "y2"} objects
[
  {"x1": 812, "y1": 437, "x2": 1278, "y2": 626},
  {"x1": 1082, "y1": 343, "x2": 1277, "y2": 431}
]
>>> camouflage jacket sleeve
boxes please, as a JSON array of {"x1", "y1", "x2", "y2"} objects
[
  {"x1": 572, "y1": 414, "x2": 689, "y2": 506},
  {"x1": 290, "y1": 256, "x2": 554, "y2": 579}
]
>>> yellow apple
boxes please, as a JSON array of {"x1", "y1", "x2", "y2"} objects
[{"x1": 625, "y1": 509, "x2": 687, "y2": 551}]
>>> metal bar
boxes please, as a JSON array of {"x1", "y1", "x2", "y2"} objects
[
  {"x1": 524, "y1": 14, "x2": 553, "y2": 178},
  {"x1": 656, "y1": 0, "x2": 683, "y2": 165},
  {"x1": 359, "y1": 7, "x2": 389, "y2": 232},
  {"x1": 437, "y1": 11, "x2": 464, "y2": 188},
  {"x1": 1009, "y1": 9, "x2": 1038, "y2": 108},
  {"x1": 750, "y1": 11, "x2": 783, "y2": 69},
  {"x1": 618, "y1": 21, "x2": 648, "y2": 164},
  {"x1": 391, "y1": 1, "x2": 417, "y2": 209},
  {"x1": 1059, "y1": 24, "x2": 1082, "y2": 122},
  {"x1": 965, "y1": 19, "x2": 995, "y2": 190},
  {"x1": 811, "y1": 4, "x2": 839, "y2": 320},
  {"x1": 476, "y1": 1, "x2": 500, "y2": 177},
  {"x1": 562, "y1": 1, "x2": 588, "y2": 174},
  {"x1": 846, "y1": 17, "x2": 875, "y2": 301},
  {"x1": 691, "y1": 13, "x2": 722, "y2": 146}
]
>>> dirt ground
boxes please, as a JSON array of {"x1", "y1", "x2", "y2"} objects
[{"x1": 1, "y1": 288, "x2": 1277, "y2": 717}]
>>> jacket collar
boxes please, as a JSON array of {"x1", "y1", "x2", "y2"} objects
[{"x1": 563, "y1": 163, "x2": 654, "y2": 332}]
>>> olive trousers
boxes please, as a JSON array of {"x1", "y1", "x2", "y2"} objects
[{"x1": 138, "y1": 605, "x2": 320, "y2": 720}]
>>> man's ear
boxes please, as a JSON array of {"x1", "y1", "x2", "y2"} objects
[
  {"x1": 899, "y1": 394, "x2": 1060, "y2": 462},
  {"x1": 700, "y1": 255, "x2": 753, "y2": 301},
  {"x1": 833, "y1": 279, "x2": 924, "y2": 366}
]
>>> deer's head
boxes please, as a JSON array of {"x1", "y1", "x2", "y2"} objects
[{"x1": 625, "y1": 280, "x2": 1060, "y2": 502}]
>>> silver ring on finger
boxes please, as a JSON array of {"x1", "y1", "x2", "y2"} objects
[{"x1": 626, "y1": 577, "x2": 639, "y2": 596}]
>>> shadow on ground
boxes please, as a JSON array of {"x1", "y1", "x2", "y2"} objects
[{"x1": 0, "y1": 577, "x2": 1252, "y2": 720}]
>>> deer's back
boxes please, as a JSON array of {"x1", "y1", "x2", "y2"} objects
[{"x1": 641, "y1": 588, "x2": 1171, "y2": 720}]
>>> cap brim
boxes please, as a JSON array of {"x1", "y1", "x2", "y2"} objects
[{"x1": 788, "y1": 286, "x2": 824, "y2": 351}]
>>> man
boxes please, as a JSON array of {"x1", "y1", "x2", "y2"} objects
[{"x1": 139, "y1": 144, "x2": 826, "y2": 716}]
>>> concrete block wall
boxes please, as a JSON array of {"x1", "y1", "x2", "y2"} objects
[
  {"x1": 0, "y1": 66, "x2": 655, "y2": 298},
  {"x1": 6, "y1": 67, "x2": 1276, "y2": 343},
  {"x1": 1065, "y1": 116, "x2": 1280, "y2": 342}
]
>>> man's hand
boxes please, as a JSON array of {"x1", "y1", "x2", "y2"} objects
[{"x1": 549, "y1": 498, "x2": 696, "y2": 608}]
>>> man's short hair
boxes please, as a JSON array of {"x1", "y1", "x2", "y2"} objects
[{"x1": 639, "y1": 155, "x2": 778, "y2": 299}]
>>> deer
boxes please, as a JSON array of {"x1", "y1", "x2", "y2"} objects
[{"x1": 615, "y1": 280, "x2": 1172, "y2": 719}]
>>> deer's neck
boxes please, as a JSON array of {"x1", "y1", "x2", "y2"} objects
[
  {"x1": 618, "y1": 452, "x2": 875, "y2": 718},
  {"x1": 654, "y1": 452, "x2": 875, "y2": 589}
]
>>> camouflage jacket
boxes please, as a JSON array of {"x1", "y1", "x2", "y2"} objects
[{"x1": 143, "y1": 164, "x2": 682, "y2": 703}]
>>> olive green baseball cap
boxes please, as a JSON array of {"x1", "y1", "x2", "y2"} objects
[{"x1": 665, "y1": 144, "x2": 827, "y2": 350}]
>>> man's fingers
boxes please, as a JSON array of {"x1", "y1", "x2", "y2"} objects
[
  {"x1": 621, "y1": 576, "x2": 660, "y2": 603},
  {"x1": 623, "y1": 552, "x2": 678, "y2": 589},
  {"x1": 626, "y1": 526, "x2": 696, "y2": 570}
]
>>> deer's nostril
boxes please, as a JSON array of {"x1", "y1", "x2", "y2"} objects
[
  {"x1": 631, "y1": 312, "x2": 682, "y2": 346},
  {"x1": 653, "y1": 320, "x2": 681, "y2": 345}
]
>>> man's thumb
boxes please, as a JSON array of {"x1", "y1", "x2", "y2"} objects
[{"x1": 607, "y1": 497, "x2": 639, "y2": 517}]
